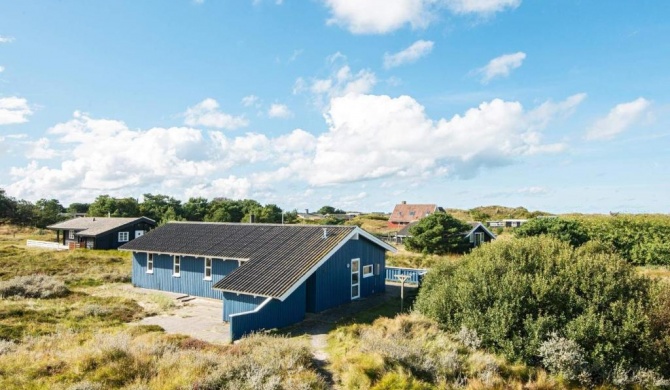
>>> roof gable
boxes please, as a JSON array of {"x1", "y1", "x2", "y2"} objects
[
  {"x1": 120, "y1": 222, "x2": 394, "y2": 299},
  {"x1": 389, "y1": 204, "x2": 441, "y2": 223}
]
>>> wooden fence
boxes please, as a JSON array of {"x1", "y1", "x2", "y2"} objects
[{"x1": 26, "y1": 240, "x2": 68, "y2": 251}]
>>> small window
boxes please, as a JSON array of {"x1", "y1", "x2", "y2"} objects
[
  {"x1": 68, "y1": 230, "x2": 75, "y2": 240},
  {"x1": 173, "y1": 255, "x2": 181, "y2": 277},
  {"x1": 118, "y1": 231, "x2": 129, "y2": 242},
  {"x1": 363, "y1": 264, "x2": 374, "y2": 278},
  {"x1": 147, "y1": 253, "x2": 154, "y2": 274},
  {"x1": 204, "y1": 258, "x2": 212, "y2": 281}
]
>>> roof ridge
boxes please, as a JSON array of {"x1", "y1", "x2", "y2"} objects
[{"x1": 166, "y1": 221, "x2": 355, "y2": 228}]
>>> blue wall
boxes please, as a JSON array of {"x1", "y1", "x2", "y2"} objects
[
  {"x1": 228, "y1": 283, "x2": 306, "y2": 341},
  {"x1": 306, "y1": 236, "x2": 386, "y2": 313},
  {"x1": 132, "y1": 252, "x2": 239, "y2": 299}
]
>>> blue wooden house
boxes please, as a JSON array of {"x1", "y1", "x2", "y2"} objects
[{"x1": 119, "y1": 222, "x2": 395, "y2": 341}]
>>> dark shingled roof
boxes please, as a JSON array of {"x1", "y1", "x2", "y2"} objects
[
  {"x1": 119, "y1": 222, "x2": 377, "y2": 299},
  {"x1": 47, "y1": 217, "x2": 155, "y2": 237}
]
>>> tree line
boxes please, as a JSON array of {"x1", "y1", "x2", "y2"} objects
[{"x1": 0, "y1": 189, "x2": 334, "y2": 228}]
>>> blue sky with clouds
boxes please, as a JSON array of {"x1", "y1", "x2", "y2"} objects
[{"x1": 0, "y1": 0, "x2": 669, "y2": 213}]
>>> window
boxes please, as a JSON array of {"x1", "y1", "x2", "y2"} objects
[
  {"x1": 68, "y1": 230, "x2": 75, "y2": 240},
  {"x1": 173, "y1": 255, "x2": 181, "y2": 277},
  {"x1": 363, "y1": 264, "x2": 374, "y2": 278},
  {"x1": 118, "y1": 231, "x2": 129, "y2": 242},
  {"x1": 204, "y1": 258, "x2": 212, "y2": 281},
  {"x1": 135, "y1": 230, "x2": 144, "y2": 239},
  {"x1": 147, "y1": 253, "x2": 154, "y2": 274}
]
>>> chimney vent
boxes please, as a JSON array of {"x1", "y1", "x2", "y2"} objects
[
  {"x1": 322, "y1": 228, "x2": 328, "y2": 239},
  {"x1": 306, "y1": 209, "x2": 309, "y2": 214},
  {"x1": 401, "y1": 200, "x2": 407, "y2": 204}
]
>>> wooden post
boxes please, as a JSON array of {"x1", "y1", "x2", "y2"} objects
[{"x1": 396, "y1": 274, "x2": 410, "y2": 312}]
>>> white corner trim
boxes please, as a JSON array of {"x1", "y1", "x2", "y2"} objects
[{"x1": 229, "y1": 297, "x2": 273, "y2": 318}]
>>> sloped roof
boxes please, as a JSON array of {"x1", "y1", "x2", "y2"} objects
[
  {"x1": 47, "y1": 217, "x2": 155, "y2": 237},
  {"x1": 464, "y1": 222, "x2": 497, "y2": 239},
  {"x1": 397, "y1": 222, "x2": 418, "y2": 237},
  {"x1": 389, "y1": 203, "x2": 442, "y2": 224},
  {"x1": 119, "y1": 222, "x2": 395, "y2": 299}
]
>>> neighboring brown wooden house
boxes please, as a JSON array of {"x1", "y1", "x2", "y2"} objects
[{"x1": 388, "y1": 202, "x2": 444, "y2": 229}]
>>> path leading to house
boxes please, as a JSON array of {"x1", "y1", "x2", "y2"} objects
[{"x1": 282, "y1": 283, "x2": 415, "y2": 386}]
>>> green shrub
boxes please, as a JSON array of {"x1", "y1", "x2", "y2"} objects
[
  {"x1": 405, "y1": 213, "x2": 472, "y2": 255},
  {"x1": 514, "y1": 217, "x2": 589, "y2": 247},
  {"x1": 0, "y1": 274, "x2": 69, "y2": 299},
  {"x1": 415, "y1": 236, "x2": 669, "y2": 382}
]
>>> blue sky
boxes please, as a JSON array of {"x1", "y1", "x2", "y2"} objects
[{"x1": 1, "y1": 0, "x2": 669, "y2": 214}]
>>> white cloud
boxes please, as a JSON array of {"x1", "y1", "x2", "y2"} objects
[
  {"x1": 0, "y1": 66, "x2": 5, "y2": 73},
  {"x1": 383, "y1": 40, "x2": 434, "y2": 69},
  {"x1": 7, "y1": 112, "x2": 217, "y2": 201},
  {"x1": 585, "y1": 97, "x2": 651, "y2": 140},
  {"x1": 518, "y1": 186, "x2": 548, "y2": 195},
  {"x1": 445, "y1": 0, "x2": 521, "y2": 15},
  {"x1": 0, "y1": 97, "x2": 33, "y2": 125},
  {"x1": 25, "y1": 138, "x2": 58, "y2": 159},
  {"x1": 268, "y1": 103, "x2": 293, "y2": 119},
  {"x1": 241, "y1": 95, "x2": 260, "y2": 107},
  {"x1": 475, "y1": 52, "x2": 526, "y2": 84},
  {"x1": 0, "y1": 36, "x2": 15, "y2": 44},
  {"x1": 184, "y1": 98, "x2": 249, "y2": 130},
  {"x1": 192, "y1": 0, "x2": 205, "y2": 4},
  {"x1": 324, "y1": 0, "x2": 435, "y2": 34},
  {"x1": 296, "y1": 56, "x2": 377, "y2": 109},
  {"x1": 279, "y1": 93, "x2": 580, "y2": 186},
  {"x1": 185, "y1": 175, "x2": 252, "y2": 200}
]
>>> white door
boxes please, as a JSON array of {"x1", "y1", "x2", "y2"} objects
[
  {"x1": 351, "y1": 258, "x2": 360, "y2": 299},
  {"x1": 135, "y1": 230, "x2": 145, "y2": 239}
]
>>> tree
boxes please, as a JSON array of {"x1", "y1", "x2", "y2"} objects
[
  {"x1": 317, "y1": 205, "x2": 345, "y2": 215},
  {"x1": 404, "y1": 213, "x2": 472, "y2": 255},
  {"x1": 206, "y1": 198, "x2": 245, "y2": 222},
  {"x1": 34, "y1": 199, "x2": 65, "y2": 228},
  {"x1": 66, "y1": 202, "x2": 90, "y2": 214},
  {"x1": 0, "y1": 189, "x2": 17, "y2": 224},
  {"x1": 182, "y1": 197, "x2": 209, "y2": 221},
  {"x1": 139, "y1": 193, "x2": 183, "y2": 222},
  {"x1": 514, "y1": 217, "x2": 590, "y2": 247},
  {"x1": 89, "y1": 195, "x2": 140, "y2": 217},
  {"x1": 415, "y1": 236, "x2": 669, "y2": 383}
]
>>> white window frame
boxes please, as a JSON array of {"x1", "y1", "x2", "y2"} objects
[
  {"x1": 351, "y1": 258, "x2": 360, "y2": 299},
  {"x1": 118, "y1": 231, "x2": 129, "y2": 242},
  {"x1": 147, "y1": 253, "x2": 154, "y2": 274},
  {"x1": 135, "y1": 230, "x2": 144, "y2": 239},
  {"x1": 68, "y1": 230, "x2": 75, "y2": 240},
  {"x1": 173, "y1": 255, "x2": 181, "y2": 277},
  {"x1": 204, "y1": 257, "x2": 212, "y2": 281},
  {"x1": 362, "y1": 264, "x2": 374, "y2": 278}
]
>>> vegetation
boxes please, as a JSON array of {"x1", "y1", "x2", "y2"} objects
[
  {"x1": 446, "y1": 205, "x2": 553, "y2": 223},
  {"x1": 327, "y1": 313, "x2": 566, "y2": 389},
  {"x1": 317, "y1": 205, "x2": 346, "y2": 215},
  {"x1": 404, "y1": 213, "x2": 472, "y2": 255},
  {"x1": 415, "y1": 236, "x2": 670, "y2": 385},
  {"x1": 514, "y1": 217, "x2": 590, "y2": 247},
  {"x1": 0, "y1": 274, "x2": 69, "y2": 299}
]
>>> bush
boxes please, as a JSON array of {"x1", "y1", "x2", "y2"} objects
[
  {"x1": 0, "y1": 274, "x2": 69, "y2": 299},
  {"x1": 414, "y1": 236, "x2": 670, "y2": 382},
  {"x1": 404, "y1": 213, "x2": 472, "y2": 255},
  {"x1": 514, "y1": 217, "x2": 589, "y2": 247}
]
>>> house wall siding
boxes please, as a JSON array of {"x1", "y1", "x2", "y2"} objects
[
  {"x1": 132, "y1": 252, "x2": 237, "y2": 299},
  {"x1": 307, "y1": 237, "x2": 385, "y2": 313},
  {"x1": 228, "y1": 283, "x2": 306, "y2": 341},
  {"x1": 94, "y1": 221, "x2": 155, "y2": 249}
]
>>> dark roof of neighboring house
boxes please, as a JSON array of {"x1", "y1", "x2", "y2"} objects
[
  {"x1": 389, "y1": 203, "x2": 442, "y2": 224},
  {"x1": 47, "y1": 217, "x2": 156, "y2": 237},
  {"x1": 397, "y1": 222, "x2": 418, "y2": 237},
  {"x1": 464, "y1": 222, "x2": 497, "y2": 239},
  {"x1": 119, "y1": 222, "x2": 395, "y2": 300}
]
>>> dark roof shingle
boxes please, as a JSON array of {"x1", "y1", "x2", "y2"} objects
[
  {"x1": 119, "y1": 222, "x2": 371, "y2": 298},
  {"x1": 47, "y1": 217, "x2": 155, "y2": 237}
]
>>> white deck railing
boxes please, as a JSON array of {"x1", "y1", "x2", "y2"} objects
[{"x1": 26, "y1": 240, "x2": 68, "y2": 251}]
